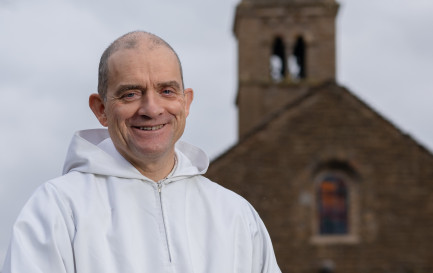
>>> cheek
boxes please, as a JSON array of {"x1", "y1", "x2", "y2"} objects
[
  {"x1": 169, "y1": 100, "x2": 188, "y2": 118},
  {"x1": 107, "y1": 104, "x2": 135, "y2": 123}
]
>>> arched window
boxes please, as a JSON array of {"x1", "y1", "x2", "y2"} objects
[
  {"x1": 317, "y1": 174, "x2": 348, "y2": 235},
  {"x1": 270, "y1": 37, "x2": 287, "y2": 82},
  {"x1": 311, "y1": 161, "x2": 360, "y2": 244},
  {"x1": 289, "y1": 36, "x2": 306, "y2": 80}
]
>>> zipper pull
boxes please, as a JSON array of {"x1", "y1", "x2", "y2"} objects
[{"x1": 157, "y1": 178, "x2": 168, "y2": 193}]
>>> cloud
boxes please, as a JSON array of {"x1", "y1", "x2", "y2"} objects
[
  {"x1": 337, "y1": 0, "x2": 433, "y2": 151},
  {"x1": 1, "y1": 0, "x2": 433, "y2": 268}
]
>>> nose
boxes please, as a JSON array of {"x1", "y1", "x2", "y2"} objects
[{"x1": 137, "y1": 91, "x2": 164, "y2": 118}]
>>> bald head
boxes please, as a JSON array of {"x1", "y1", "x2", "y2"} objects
[{"x1": 97, "y1": 31, "x2": 184, "y2": 100}]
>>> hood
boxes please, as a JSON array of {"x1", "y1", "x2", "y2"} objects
[{"x1": 62, "y1": 129, "x2": 209, "y2": 181}]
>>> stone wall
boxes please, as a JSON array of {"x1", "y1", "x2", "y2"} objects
[{"x1": 207, "y1": 83, "x2": 433, "y2": 273}]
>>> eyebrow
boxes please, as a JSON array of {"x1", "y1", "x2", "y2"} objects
[{"x1": 156, "y1": 80, "x2": 182, "y2": 91}]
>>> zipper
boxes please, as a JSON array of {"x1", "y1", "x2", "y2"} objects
[{"x1": 157, "y1": 180, "x2": 172, "y2": 262}]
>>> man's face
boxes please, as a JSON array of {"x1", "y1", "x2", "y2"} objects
[{"x1": 100, "y1": 43, "x2": 193, "y2": 166}]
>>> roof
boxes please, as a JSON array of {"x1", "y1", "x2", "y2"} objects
[{"x1": 211, "y1": 80, "x2": 433, "y2": 164}]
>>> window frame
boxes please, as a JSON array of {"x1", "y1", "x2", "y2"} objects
[{"x1": 310, "y1": 170, "x2": 360, "y2": 245}]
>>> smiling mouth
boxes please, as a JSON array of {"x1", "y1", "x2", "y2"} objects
[{"x1": 134, "y1": 125, "x2": 164, "y2": 131}]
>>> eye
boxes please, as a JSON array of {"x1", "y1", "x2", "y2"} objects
[
  {"x1": 161, "y1": 89, "x2": 174, "y2": 96},
  {"x1": 120, "y1": 91, "x2": 141, "y2": 101}
]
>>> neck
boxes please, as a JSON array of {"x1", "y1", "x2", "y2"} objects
[{"x1": 132, "y1": 152, "x2": 177, "y2": 182}]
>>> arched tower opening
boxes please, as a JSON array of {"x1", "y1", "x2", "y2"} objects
[
  {"x1": 289, "y1": 36, "x2": 306, "y2": 80},
  {"x1": 270, "y1": 37, "x2": 287, "y2": 82}
]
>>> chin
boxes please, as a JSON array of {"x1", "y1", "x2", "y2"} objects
[{"x1": 134, "y1": 143, "x2": 172, "y2": 158}]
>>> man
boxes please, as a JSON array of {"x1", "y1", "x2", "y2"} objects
[{"x1": 2, "y1": 31, "x2": 281, "y2": 273}]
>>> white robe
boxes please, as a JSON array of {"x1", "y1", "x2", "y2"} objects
[{"x1": 3, "y1": 129, "x2": 281, "y2": 273}]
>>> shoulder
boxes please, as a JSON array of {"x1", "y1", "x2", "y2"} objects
[
  {"x1": 187, "y1": 175, "x2": 260, "y2": 219},
  {"x1": 46, "y1": 170, "x2": 101, "y2": 196},
  {"x1": 27, "y1": 171, "x2": 102, "y2": 217},
  {"x1": 24, "y1": 171, "x2": 90, "y2": 209},
  {"x1": 23, "y1": 172, "x2": 84, "y2": 206},
  {"x1": 191, "y1": 175, "x2": 248, "y2": 202}
]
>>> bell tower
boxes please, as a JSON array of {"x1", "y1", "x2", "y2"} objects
[{"x1": 234, "y1": 0, "x2": 339, "y2": 137}]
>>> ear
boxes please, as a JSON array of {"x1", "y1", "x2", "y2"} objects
[
  {"x1": 89, "y1": 93, "x2": 108, "y2": 127},
  {"x1": 183, "y1": 88, "x2": 194, "y2": 117}
]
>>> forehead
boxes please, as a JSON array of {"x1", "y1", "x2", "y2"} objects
[{"x1": 108, "y1": 42, "x2": 180, "y2": 73}]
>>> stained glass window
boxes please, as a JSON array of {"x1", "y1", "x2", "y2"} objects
[{"x1": 318, "y1": 175, "x2": 348, "y2": 235}]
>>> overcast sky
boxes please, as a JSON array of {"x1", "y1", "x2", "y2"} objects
[{"x1": 1, "y1": 0, "x2": 432, "y2": 267}]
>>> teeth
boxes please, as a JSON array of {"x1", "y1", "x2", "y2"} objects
[{"x1": 138, "y1": 125, "x2": 164, "y2": 131}]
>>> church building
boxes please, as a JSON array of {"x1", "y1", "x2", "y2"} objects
[{"x1": 206, "y1": 0, "x2": 433, "y2": 272}]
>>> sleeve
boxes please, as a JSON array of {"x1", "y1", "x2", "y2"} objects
[
  {"x1": 2, "y1": 182, "x2": 76, "y2": 273},
  {"x1": 249, "y1": 206, "x2": 282, "y2": 273}
]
